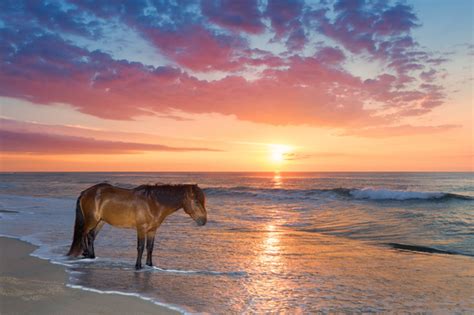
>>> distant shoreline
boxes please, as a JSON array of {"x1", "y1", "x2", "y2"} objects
[{"x1": 0, "y1": 237, "x2": 180, "y2": 315}]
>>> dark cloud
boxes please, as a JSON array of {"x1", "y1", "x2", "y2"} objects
[
  {"x1": 201, "y1": 0, "x2": 265, "y2": 34},
  {"x1": 318, "y1": 1, "x2": 419, "y2": 55},
  {"x1": 265, "y1": 0, "x2": 307, "y2": 50},
  {"x1": 0, "y1": 0, "x2": 102, "y2": 38}
]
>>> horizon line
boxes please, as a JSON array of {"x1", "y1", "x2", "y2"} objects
[{"x1": 1, "y1": 170, "x2": 472, "y2": 173}]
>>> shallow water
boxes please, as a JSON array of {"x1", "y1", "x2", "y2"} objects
[{"x1": 0, "y1": 172, "x2": 473, "y2": 313}]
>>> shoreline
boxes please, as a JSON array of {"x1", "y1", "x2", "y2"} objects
[{"x1": 0, "y1": 236, "x2": 180, "y2": 315}]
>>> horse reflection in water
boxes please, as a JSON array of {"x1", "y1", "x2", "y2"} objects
[{"x1": 67, "y1": 183, "x2": 207, "y2": 269}]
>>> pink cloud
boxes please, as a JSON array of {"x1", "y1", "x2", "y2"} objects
[
  {"x1": 0, "y1": 33, "x2": 445, "y2": 128},
  {"x1": 0, "y1": 118, "x2": 176, "y2": 144},
  {"x1": 0, "y1": 130, "x2": 221, "y2": 155},
  {"x1": 315, "y1": 46, "x2": 346, "y2": 64},
  {"x1": 144, "y1": 26, "x2": 247, "y2": 72}
]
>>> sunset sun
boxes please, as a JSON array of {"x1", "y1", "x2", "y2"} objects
[{"x1": 269, "y1": 144, "x2": 292, "y2": 163}]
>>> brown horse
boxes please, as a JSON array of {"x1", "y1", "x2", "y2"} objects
[{"x1": 67, "y1": 183, "x2": 207, "y2": 269}]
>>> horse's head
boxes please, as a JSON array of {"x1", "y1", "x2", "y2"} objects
[{"x1": 183, "y1": 184, "x2": 207, "y2": 226}]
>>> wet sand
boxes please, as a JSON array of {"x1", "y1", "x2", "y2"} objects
[{"x1": 0, "y1": 237, "x2": 179, "y2": 315}]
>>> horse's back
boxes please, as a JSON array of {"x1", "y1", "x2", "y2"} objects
[
  {"x1": 80, "y1": 183, "x2": 133, "y2": 200},
  {"x1": 80, "y1": 183, "x2": 150, "y2": 228}
]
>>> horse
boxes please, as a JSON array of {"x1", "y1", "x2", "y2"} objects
[{"x1": 67, "y1": 183, "x2": 207, "y2": 270}]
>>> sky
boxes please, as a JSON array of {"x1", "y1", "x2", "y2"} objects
[{"x1": 0, "y1": 0, "x2": 472, "y2": 172}]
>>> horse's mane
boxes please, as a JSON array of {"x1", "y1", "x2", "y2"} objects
[
  {"x1": 134, "y1": 184, "x2": 188, "y2": 197},
  {"x1": 133, "y1": 184, "x2": 204, "y2": 206}
]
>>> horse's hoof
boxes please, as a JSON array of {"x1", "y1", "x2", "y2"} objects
[
  {"x1": 82, "y1": 254, "x2": 95, "y2": 259},
  {"x1": 135, "y1": 264, "x2": 142, "y2": 270},
  {"x1": 146, "y1": 262, "x2": 153, "y2": 267}
]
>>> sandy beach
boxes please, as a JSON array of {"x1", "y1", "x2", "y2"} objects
[{"x1": 0, "y1": 237, "x2": 179, "y2": 315}]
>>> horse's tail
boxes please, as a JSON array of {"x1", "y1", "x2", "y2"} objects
[{"x1": 67, "y1": 194, "x2": 85, "y2": 256}]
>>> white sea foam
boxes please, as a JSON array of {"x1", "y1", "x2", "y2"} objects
[
  {"x1": 152, "y1": 266, "x2": 246, "y2": 276},
  {"x1": 73, "y1": 257, "x2": 99, "y2": 263},
  {"x1": 66, "y1": 284, "x2": 188, "y2": 314}
]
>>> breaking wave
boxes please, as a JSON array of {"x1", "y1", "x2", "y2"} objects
[{"x1": 204, "y1": 186, "x2": 473, "y2": 202}]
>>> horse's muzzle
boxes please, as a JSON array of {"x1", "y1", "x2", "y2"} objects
[{"x1": 196, "y1": 217, "x2": 207, "y2": 226}]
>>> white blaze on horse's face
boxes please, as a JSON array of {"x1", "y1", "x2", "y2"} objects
[{"x1": 183, "y1": 185, "x2": 207, "y2": 226}]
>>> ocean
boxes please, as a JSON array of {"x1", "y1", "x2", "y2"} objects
[{"x1": 0, "y1": 172, "x2": 473, "y2": 313}]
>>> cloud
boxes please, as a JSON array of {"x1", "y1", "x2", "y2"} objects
[
  {"x1": 201, "y1": 0, "x2": 265, "y2": 34},
  {"x1": 73, "y1": 0, "x2": 251, "y2": 72},
  {"x1": 0, "y1": 31, "x2": 372, "y2": 126},
  {"x1": 313, "y1": 0, "x2": 448, "y2": 90},
  {"x1": 1, "y1": 0, "x2": 102, "y2": 38},
  {"x1": 342, "y1": 124, "x2": 460, "y2": 138},
  {"x1": 317, "y1": 1, "x2": 419, "y2": 56},
  {"x1": 0, "y1": 0, "x2": 451, "y2": 128},
  {"x1": 0, "y1": 117, "x2": 189, "y2": 144},
  {"x1": 0, "y1": 130, "x2": 221, "y2": 154},
  {"x1": 265, "y1": 0, "x2": 307, "y2": 50},
  {"x1": 283, "y1": 151, "x2": 353, "y2": 160},
  {"x1": 315, "y1": 46, "x2": 346, "y2": 64},
  {"x1": 282, "y1": 152, "x2": 310, "y2": 161}
]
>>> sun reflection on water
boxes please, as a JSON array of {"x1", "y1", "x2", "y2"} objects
[
  {"x1": 263, "y1": 224, "x2": 280, "y2": 256},
  {"x1": 258, "y1": 223, "x2": 284, "y2": 275},
  {"x1": 243, "y1": 219, "x2": 298, "y2": 311},
  {"x1": 272, "y1": 171, "x2": 283, "y2": 188}
]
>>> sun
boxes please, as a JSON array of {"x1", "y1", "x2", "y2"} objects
[{"x1": 269, "y1": 144, "x2": 292, "y2": 163}]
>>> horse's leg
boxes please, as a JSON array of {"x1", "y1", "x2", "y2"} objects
[
  {"x1": 81, "y1": 230, "x2": 92, "y2": 258},
  {"x1": 82, "y1": 231, "x2": 96, "y2": 258},
  {"x1": 81, "y1": 219, "x2": 99, "y2": 259},
  {"x1": 81, "y1": 233, "x2": 89, "y2": 257},
  {"x1": 82, "y1": 221, "x2": 105, "y2": 257},
  {"x1": 93, "y1": 221, "x2": 105, "y2": 239},
  {"x1": 86, "y1": 230, "x2": 96, "y2": 259},
  {"x1": 145, "y1": 229, "x2": 157, "y2": 267},
  {"x1": 135, "y1": 227, "x2": 146, "y2": 270}
]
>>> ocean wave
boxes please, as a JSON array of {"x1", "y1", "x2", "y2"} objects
[
  {"x1": 386, "y1": 243, "x2": 474, "y2": 257},
  {"x1": 348, "y1": 188, "x2": 472, "y2": 201},
  {"x1": 203, "y1": 186, "x2": 473, "y2": 201}
]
